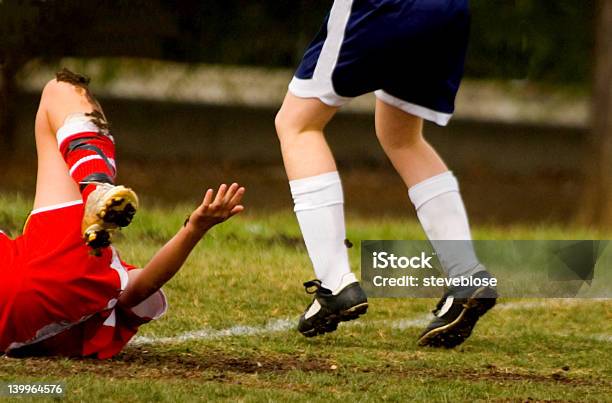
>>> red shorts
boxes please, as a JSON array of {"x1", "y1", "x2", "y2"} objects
[{"x1": 0, "y1": 201, "x2": 166, "y2": 358}]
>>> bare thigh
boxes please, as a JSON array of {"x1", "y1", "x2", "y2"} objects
[{"x1": 32, "y1": 80, "x2": 101, "y2": 210}]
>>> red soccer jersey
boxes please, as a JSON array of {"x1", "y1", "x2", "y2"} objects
[{"x1": 0, "y1": 201, "x2": 166, "y2": 358}]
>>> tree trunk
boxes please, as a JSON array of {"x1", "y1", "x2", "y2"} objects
[
  {"x1": 579, "y1": 0, "x2": 612, "y2": 228},
  {"x1": 0, "y1": 65, "x2": 17, "y2": 155}
]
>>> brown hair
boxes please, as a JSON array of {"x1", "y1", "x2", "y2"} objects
[{"x1": 55, "y1": 68, "x2": 91, "y2": 87}]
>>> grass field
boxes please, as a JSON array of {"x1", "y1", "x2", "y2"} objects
[{"x1": 0, "y1": 193, "x2": 610, "y2": 402}]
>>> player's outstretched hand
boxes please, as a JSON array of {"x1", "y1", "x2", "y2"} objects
[{"x1": 186, "y1": 183, "x2": 245, "y2": 235}]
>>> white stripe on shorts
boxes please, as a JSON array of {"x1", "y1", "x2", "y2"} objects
[
  {"x1": 375, "y1": 90, "x2": 453, "y2": 126},
  {"x1": 289, "y1": 0, "x2": 354, "y2": 107},
  {"x1": 30, "y1": 200, "x2": 83, "y2": 215},
  {"x1": 110, "y1": 246, "x2": 130, "y2": 292}
]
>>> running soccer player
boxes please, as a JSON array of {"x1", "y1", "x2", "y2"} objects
[
  {"x1": 275, "y1": 0, "x2": 497, "y2": 347},
  {"x1": 0, "y1": 70, "x2": 245, "y2": 358}
]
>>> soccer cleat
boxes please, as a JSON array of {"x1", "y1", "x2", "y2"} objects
[
  {"x1": 298, "y1": 273, "x2": 368, "y2": 337},
  {"x1": 82, "y1": 183, "x2": 139, "y2": 250},
  {"x1": 418, "y1": 270, "x2": 497, "y2": 348}
]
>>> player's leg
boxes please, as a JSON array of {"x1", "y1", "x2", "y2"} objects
[
  {"x1": 375, "y1": 96, "x2": 497, "y2": 348},
  {"x1": 275, "y1": 93, "x2": 368, "y2": 337},
  {"x1": 36, "y1": 71, "x2": 138, "y2": 249},
  {"x1": 48, "y1": 69, "x2": 115, "y2": 192},
  {"x1": 375, "y1": 99, "x2": 485, "y2": 274},
  {"x1": 276, "y1": 0, "x2": 414, "y2": 337},
  {"x1": 32, "y1": 85, "x2": 82, "y2": 212},
  {"x1": 368, "y1": 0, "x2": 496, "y2": 348}
]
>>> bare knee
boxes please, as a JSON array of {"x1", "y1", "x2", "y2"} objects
[
  {"x1": 375, "y1": 99, "x2": 427, "y2": 151},
  {"x1": 376, "y1": 113, "x2": 426, "y2": 151},
  {"x1": 37, "y1": 79, "x2": 81, "y2": 133},
  {"x1": 275, "y1": 93, "x2": 337, "y2": 142},
  {"x1": 274, "y1": 106, "x2": 300, "y2": 144},
  {"x1": 41, "y1": 69, "x2": 96, "y2": 104},
  {"x1": 40, "y1": 78, "x2": 85, "y2": 106},
  {"x1": 274, "y1": 99, "x2": 333, "y2": 146},
  {"x1": 41, "y1": 78, "x2": 63, "y2": 100},
  {"x1": 376, "y1": 127, "x2": 425, "y2": 151},
  {"x1": 38, "y1": 70, "x2": 104, "y2": 134}
]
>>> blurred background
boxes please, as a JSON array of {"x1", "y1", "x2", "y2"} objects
[{"x1": 0, "y1": 0, "x2": 610, "y2": 228}]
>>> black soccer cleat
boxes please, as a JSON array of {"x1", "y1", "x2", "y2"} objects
[
  {"x1": 298, "y1": 274, "x2": 368, "y2": 337},
  {"x1": 418, "y1": 270, "x2": 497, "y2": 348}
]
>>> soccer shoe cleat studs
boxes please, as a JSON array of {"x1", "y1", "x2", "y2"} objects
[
  {"x1": 298, "y1": 274, "x2": 368, "y2": 337},
  {"x1": 84, "y1": 224, "x2": 112, "y2": 251},
  {"x1": 418, "y1": 270, "x2": 498, "y2": 348},
  {"x1": 82, "y1": 183, "x2": 139, "y2": 250}
]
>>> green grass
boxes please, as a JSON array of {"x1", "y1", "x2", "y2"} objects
[{"x1": 0, "y1": 193, "x2": 610, "y2": 402}]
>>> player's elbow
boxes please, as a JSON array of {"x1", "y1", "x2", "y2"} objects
[{"x1": 117, "y1": 268, "x2": 151, "y2": 309}]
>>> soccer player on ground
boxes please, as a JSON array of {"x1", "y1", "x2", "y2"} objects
[
  {"x1": 275, "y1": 0, "x2": 497, "y2": 347},
  {"x1": 0, "y1": 70, "x2": 245, "y2": 358}
]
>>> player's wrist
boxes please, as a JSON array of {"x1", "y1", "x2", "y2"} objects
[{"x1": 182, "y1": 215, "x2": 211, "y2": 239}]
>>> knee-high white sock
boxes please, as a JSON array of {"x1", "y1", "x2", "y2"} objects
[
  {"x1": 409, "y1": 171, "x2": 484, "y2": 278},
  {"x1": 290, "y1": 172, "x2": 356, "y2": 291}
]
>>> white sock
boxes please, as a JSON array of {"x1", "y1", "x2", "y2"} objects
[
  {"x1": 290, "y1": 171, "x2": 356, "y2": 291},
  {"x1": 409, "y1": 171, "x2": 484, "y2": 278}
]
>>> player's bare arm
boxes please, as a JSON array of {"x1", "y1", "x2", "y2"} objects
[{"x1": 117, "y1": 183, "x2": 245, "y2": 309}]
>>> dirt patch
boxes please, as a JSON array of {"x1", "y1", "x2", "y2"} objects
[
  {"x1": 118, "y1": 347, "x2": 331, "y2": 375},
  {"x1": 487, "y1": 399, "x2": 580, "y2": 403},
  {"x1": 347, "y1": 363, "x2": 606, "y2": 387},
  {"x1": 1, "y1": 348, "x2": 607, "y2": 388},
  {"x1": 0, "y1": 348, "x2": 333, "y2": 380},
  {"x1": 434, "y1": 368, "x2": 595, "y2": 386},
  {"x1": 353, "y1": 358, "x2": 608, "y2": 387}
]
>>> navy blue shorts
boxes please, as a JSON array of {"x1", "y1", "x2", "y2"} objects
[{"x1": 289, "y1": 0, "x2": 470, "y2": 126}]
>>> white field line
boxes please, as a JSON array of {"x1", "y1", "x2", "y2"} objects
[
  {"x1": 129, "y1": 299, "x2": 610, "y2": 346},
  {"x1": 131, "y1": 318, "x2": 294, "y2": 346},
  {"x1": 588, "y1": 334, "x2": 612, "y2": 343}
]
